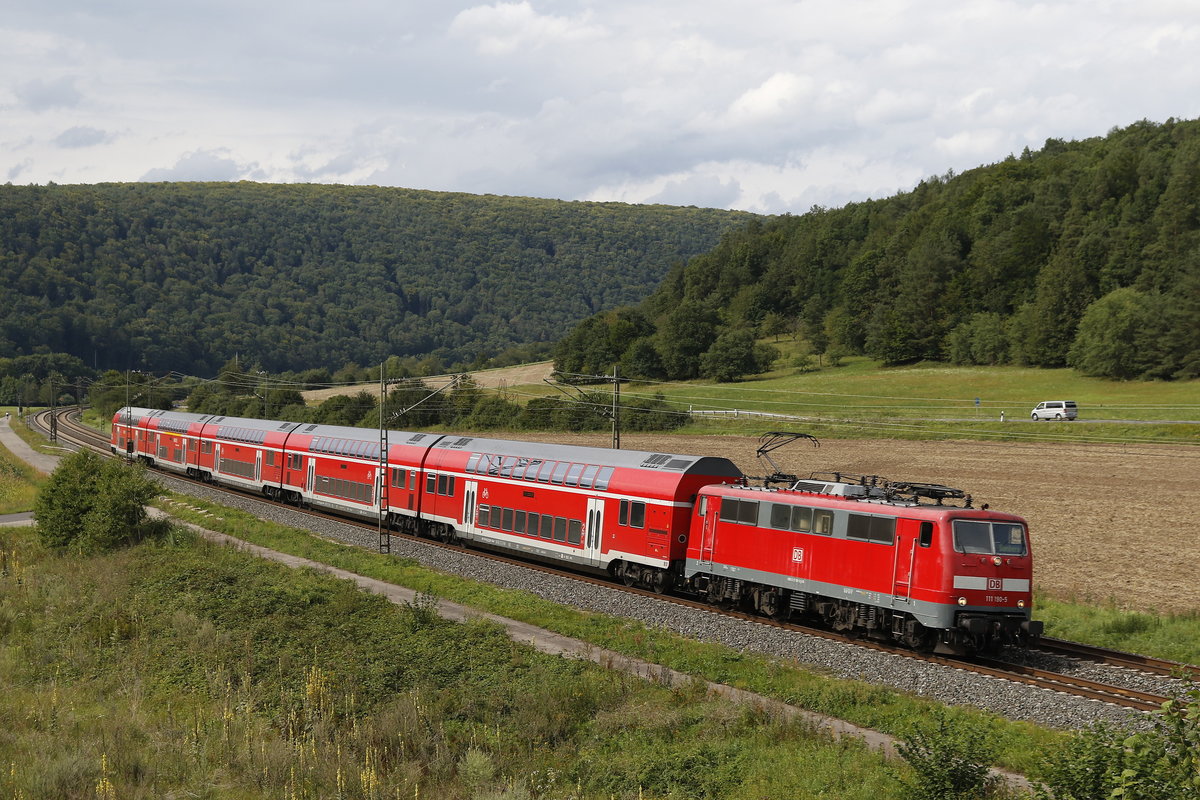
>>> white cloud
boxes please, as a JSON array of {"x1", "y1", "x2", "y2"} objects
[
  {"x1": 450, "y1": 1, "x2": 603, "y2": 55},
  {"x1": 1, "y1": 1, "x2": 1198, "y2": 211}
]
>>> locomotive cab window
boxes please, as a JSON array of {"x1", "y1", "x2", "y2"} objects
[
  {"x1": 953, "y1": 520, "x2": 1027, "y2": 556},
  {"x1": 919, "y1": 521, "x2": 934, "y2": 547}
]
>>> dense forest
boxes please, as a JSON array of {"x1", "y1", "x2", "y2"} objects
[
  {"x1": 556, "y1": 118, "x2": 1200, "y2": 382},
  {"x1": 0, "y1": 182, "x2": 751, "y2": 376}
]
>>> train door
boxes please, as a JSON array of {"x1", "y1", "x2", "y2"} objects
[
  {"x1": 255, "y1": 451, "x2": 262, "y2": 483},
  {"x1": 462, "y1": 480, "x2": 478, "y2": 536},
  {"x1": 306, "y1": 460, "x2": 315, "y2": 494},
  {"x1": 893, "y1": 519, "x2": 920, "y2": 601},
  {"x1": 584, "y1": 497, "x2": 604, "y2": 567},
  {"x1": 697, "y1": 496, "x2": 718, "y2": 567},
  {"x1": 214, "y1": 444, "x2": 221, "y2": 475}
]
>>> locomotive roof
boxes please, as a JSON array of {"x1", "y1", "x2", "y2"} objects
[
  {"x1": 429, "y1": 433, "x2": 743, "y2": 478},
  {"x1": 701, "y1": 481, "x2": 1025, "y2": 521}
]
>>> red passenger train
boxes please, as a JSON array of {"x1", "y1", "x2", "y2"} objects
[{"x1": 113, "y1": 407, "x2": 1042, "y2": 653}]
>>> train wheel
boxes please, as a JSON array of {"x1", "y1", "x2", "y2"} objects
[
  {"x1": 648, "y1": 569, "x2": 667, "y2": 594},
  {"x1": 620, "y1": 564, "x2": 638, "y2": 587}
]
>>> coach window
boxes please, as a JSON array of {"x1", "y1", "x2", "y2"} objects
[
  {"x1": 553, "y1": 517, "x2": 567, "y2": 542},
  {"x1": 266, "y1": 451, "x2": 276, "y2": 467},
  {"x1": 501, "y1": 508, "x2": 514, "y2": 532},
  {"x1": 813, "y1": 510, "x2": 833, "y2": 535},
  {"x1": 568, "y1": 520, "x2": 582, "y2": 545},
  {"x1": 579, "y1": 464, "x2": 599, "y2": 488},
  {"x1": 594, "y1": 467, "x2": 614, "y2": 490},
  {"x1": 202, "y1": 441, "x2": 213, "y2": 454},
  {"x1": 550, "y1": 462, "x2": 570, "y2": 484},
  {"x1": 426, "y1": 473, "x2": 437, "y2": 494},
  {"x1": 391, "y1": 468, "x2": 406, "y2": 489},
  {"x1": 514, "y1": 510, "x2": 526, "y2": 534},
  {"x1": 466, "y1": 453, "x2": 481, "y2": 474},
  {"x1": 537, "y1": 460, "x2": 556, "y2": 482},
  {"x1": 791, "y1": 506, "x2": 813, "y2": 533},
  {"x1": 288, "y1": 453, "x2": 302, "y2": 470},
  {"x1": 619, "y1": 499, "x2": 629, "y2": 526},
  {"x1": 437, "y1": 474, "x2": 448, "y2": 495},
  {"x1": 561, "y1": 462, "x2": 585, "y2": 489},
  {"x1": 629, "y1": 501, "x2": 646, "y2": 528},
  {"x1": 738, "y1": 500, "x2": 759, "y2": 525},
  {"x1": 477, "y1": 504, "x2": 490, "y2": 527}
]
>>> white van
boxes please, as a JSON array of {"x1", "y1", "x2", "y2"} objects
[{"x1": 1031, "y1": 400, "x2": 1077, "y2": 421}]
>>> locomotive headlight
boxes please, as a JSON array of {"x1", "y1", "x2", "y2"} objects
[
  {"x1": 957, "y1": 597, "x2": 967, "y2": 606},
  {"x1": 992, "y1": 556, "x2": 1002, "y2": 566},
  {"x1": 1017, "y1": 600, "x2": 1025, "y2": 608}
]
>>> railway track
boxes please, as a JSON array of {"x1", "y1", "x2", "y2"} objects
[{"x1": 44, "y1": 407, "x2": 1191, "y2": 714}]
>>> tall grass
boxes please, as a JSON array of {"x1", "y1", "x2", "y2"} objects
[
  {"x1": 0, "y1": 441, "x2": 41, "y2": 514},
  {"x1": 1037, "y1": 593, "x2": 1200, "y2": 667},
  {"x1": 0, "y1": 525, "x2": 917, "y2": 799}
]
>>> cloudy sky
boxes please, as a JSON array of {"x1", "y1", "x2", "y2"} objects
[{"x1": 5, "y1": 1, "x2": 1198, "y2": 213}]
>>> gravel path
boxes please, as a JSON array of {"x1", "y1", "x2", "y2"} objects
[{"x1": 156, "y1": 473, "x2": 1184, "y2": 732}]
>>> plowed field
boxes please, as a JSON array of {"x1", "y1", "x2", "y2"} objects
[{"x1": 514, "y1": 432, "x2": 1200, "y2": 614}]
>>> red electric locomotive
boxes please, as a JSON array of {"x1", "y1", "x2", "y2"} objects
[
  {"x1": 112, "y1": 407, "x2": 1041, "y2": 652},
  {"x1": 683, "y1": 474, "x2": 1042, "y2": 653}
]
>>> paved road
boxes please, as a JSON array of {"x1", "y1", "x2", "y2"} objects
[{"x1": 0, "y1": 415, "x2": 61, "y2": 474}]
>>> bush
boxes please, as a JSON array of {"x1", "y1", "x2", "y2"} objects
[
  {"x1": 34, "y1": 450, "x2": 163, "y2": 553},
  {"x1": 896, "y1": 710, "x2": 999, "y2": 799},
  {"x1": 1035, "y1": 682, "x2": 1200, "y2": 799}
]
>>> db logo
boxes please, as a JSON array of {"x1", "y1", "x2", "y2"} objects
[
  {"x1": 481, "y1": 488, "x2": 489, "y2": 499},
  {"x1": 792, "y1": 547, "x2": 804, "y2": 564},
  {"x1": 987, "y1": 578, "x2": 1002, "y2": 590}
]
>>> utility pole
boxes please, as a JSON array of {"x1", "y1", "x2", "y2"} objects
[
  {"x1": 611, "y1": 364, "x2": 620, "y2": 450},
  {"x1": 49, "y1": 375, "x2": 57, "y2": 443},
  {"x1": 377, "y1": 364, "x2": 391, "y2": 555}
]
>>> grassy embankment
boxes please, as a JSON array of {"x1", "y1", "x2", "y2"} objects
[
  {"x1": 0, "y1": 408, "x2": 44, "y2": 514},
  {"x1": 2, "y1": 521, "x2": 1000, "y2": 799}
]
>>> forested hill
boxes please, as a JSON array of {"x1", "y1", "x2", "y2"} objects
[
  {"x1": 0, "y1": 182, "x2": 752, "y2": 375},
  {"x1": 557, "y1": 118, "x2": 1200, "y2": 382}
]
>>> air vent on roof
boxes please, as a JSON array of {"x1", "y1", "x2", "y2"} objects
[
  {"x1": 791, "y1": 480, "x2": 869, "y2": 497},
  {"x1": 278, "y1": 423, "x2": 293, "y2": 430},
  {"x1": 304, "y1": 425, "x2": 318, "y2": 432},
  {"x1": 664, "y1": 458, "x2": 692, "y2": 471},
  {"x1": 641, "y1": 454, "x2": 672, "y2": 467},
  {"x1": 451, "y1": 437, "x2": 472, "y2": 447},
  {"x1": 408, "y1": 434, "x2": 426, "y2": 443}
]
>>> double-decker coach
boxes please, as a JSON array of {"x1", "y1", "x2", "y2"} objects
[{"x1": 421, "y1": 435, "x2": 743, "y2": 590}]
